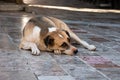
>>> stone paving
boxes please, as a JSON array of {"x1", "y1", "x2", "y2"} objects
[{"x1": 0, "y1": 1, "x2": 120, "y2": 80}]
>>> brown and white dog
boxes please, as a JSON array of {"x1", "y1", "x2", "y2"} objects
[{"x1": 19, "y1": 16, "x2": 96, "y2": 55}]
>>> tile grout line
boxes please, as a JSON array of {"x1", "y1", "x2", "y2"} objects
[
  {"x1": 7, "y1": 34, "x2": 19, "y2": 49},
  {"x1": 33, "y1": 73, "x2": 39, "y2": 80},
  {"x1": 58, "y1": 65, "x2": 76, "y2": 80},
  {"x1": 49, "y1": 55, "x2": 76, "y2": 80}
]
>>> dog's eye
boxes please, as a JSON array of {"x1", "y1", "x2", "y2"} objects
[
  {"x1": 67, "y1": 38, "x2": 70, "y2": 42},
  {"x1": 60, "y1": 42, "x2": 69, "y2": 49}
]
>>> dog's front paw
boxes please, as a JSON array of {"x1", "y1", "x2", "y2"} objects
[
  {"x1": 31, "y1": 47, "x2": 41, "y2": 55},
  {"x1": 88, "y1": 45, "x2": 96, "y2": 51},
  {"x1": 54, "y1": 50, "x2": 62, "y2": 55}
]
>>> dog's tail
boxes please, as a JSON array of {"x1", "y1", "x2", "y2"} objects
[{"x1": 68, "y1": 29, "x2": 96, "y2": 51}]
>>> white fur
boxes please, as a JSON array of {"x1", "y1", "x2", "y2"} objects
[
  {"x1": 80, "y1": 40, "x2": 96, "y2": 50},
  {"x1": 21, "y1": 41, "x2": 40, "y2": 55},
  {"x1": 58, "y1": 34, "x2": 64, "y2": 38},
  {"x1": 33, "y1": 26, "x2": 41, "y2": 35},
  {"x1": 21, "y1": 17, "x2": 30, "y2": 31},
  {"x1": 26, "y1": 26, "x2": 41, "y2": 42},
  {"x1": 87, "y1": 45, "x2": 96, "y2": 51},
  {"x1": 31, "y1": 43, "x2": 40, "y2": 55},
  {"x1": 32, "y1": 26, "x2": 41, "y2": 39},
  {"x1": 48, "y1": 27, "x2": 57, "y2": 32},
  {"x1": 31, "y1": 26, "x2": 41, "y2": 55},
  {"x1": 80, "y1": 40, "x2": 90, "y2": 48}
]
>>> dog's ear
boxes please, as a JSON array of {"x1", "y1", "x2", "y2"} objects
[
  {"x1": 64, "y1": 30, "x2": 70, "y2": 37},
  {"x1": 44, "y1": 35, "x2": 54, "y2": 47}
]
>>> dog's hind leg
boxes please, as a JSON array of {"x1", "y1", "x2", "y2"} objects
[
  {"x1": 69, "y1": 31, "x2": 96, "y2": 51},
  {"x1": 19, "y1": 40, "x2": 40, "y2": 55}
]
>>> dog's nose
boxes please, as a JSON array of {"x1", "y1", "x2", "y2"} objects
[{"x1": 74, "y1": 49, "x2": 78, "y2": 55}]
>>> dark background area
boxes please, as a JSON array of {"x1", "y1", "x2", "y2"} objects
[{"x1": 1, "y1": 0, "x2": 120, "y2": 9}]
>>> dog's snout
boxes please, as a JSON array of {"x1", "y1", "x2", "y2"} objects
[{"x1": 74, "y1": 49, "x2": 78, "y2": 55}]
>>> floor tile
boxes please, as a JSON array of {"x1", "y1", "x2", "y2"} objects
[{"x1": 0, "y1": 71, "x2": 37, "y2": 80}]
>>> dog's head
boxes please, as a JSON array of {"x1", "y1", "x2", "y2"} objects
[{"x1": 44, "y1": 29, "x2": 78, "y2": 55}]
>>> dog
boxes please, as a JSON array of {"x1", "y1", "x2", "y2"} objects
[{"x1": 19, "y1": 16, "x2": 96, "y2": 55}]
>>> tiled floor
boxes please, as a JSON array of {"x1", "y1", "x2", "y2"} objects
[{"x1": 0, "y1": 0, "x2": 120, "y2": 80}]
